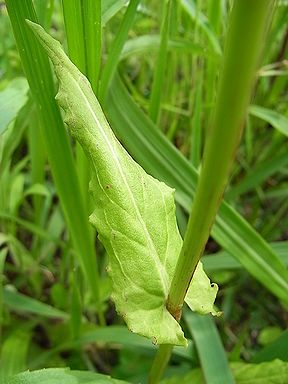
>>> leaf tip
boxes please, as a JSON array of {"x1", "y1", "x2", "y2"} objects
[{"x1": 25, "y1": 19, "x2": 43, "y2": 36}]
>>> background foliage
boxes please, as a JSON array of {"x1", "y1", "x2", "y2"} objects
[{"x1": 0, "y1": 0, "x2": 288, "y2": 383}]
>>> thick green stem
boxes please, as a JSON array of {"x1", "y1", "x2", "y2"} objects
[
  {"x1": 168, "y1": 0, "x2": 274, "y2": 319},
  {"x1": 149, "y1": 0, "x2": 275, "y2": 382},
  {"x1": 148, "y1": 345, "x2": 173, "y2": 384}
]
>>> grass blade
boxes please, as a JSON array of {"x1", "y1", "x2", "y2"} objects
[
  {"x1": 0, "y1": 78, "x2": 29, "y2": 135},
  {"x1": 148, "y1": 0, "x2": 171, "y2": 123},
  {"x1": 102, "y1": 0, "x2": 127, "y2": 26},
  {"x1": 185, "y1": 311, "x2": 235, "y2": 384},
  {"x1": 61, "y1": 0, "x2": 86, "y2": 73},
  {"x1": 82, "y1": 0, "x2": 102, "y2": 93},
  {"x1": 249, "y1": 104, "x2": 288, "y2": 137},
  {"x1": 227, "y1": 149, "x2": 288, "y2": 199},
  {"x1": 202, "y1": 241, "x2": 288, "y2": 272},
  {"x1": 99, "y1": 0, "x2": 140, "y2": 101},
  {"x1": 3, "y1": 286, "x2": 69, "y2": 319},
  {"x1": 180, "y1": 0, "x2": 222, "y2": 55},
  {"x1": 252, "y1": 330, "x2": 288, "y2": 363},
  {"x1": 0, "y1": 330, "x2": 31, "y2": 380},
  {"x1": 30, "y1": 326, "x2": 195, "y2": 369},
  {"x1": 5, "y1": 0, "x2": 102, "y2": 319}
]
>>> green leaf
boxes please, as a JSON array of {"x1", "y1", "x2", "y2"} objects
[
  {"x1": 27, "y1": 21, "x2": 217, "y2": 346},
  {"x1": 6, "y1": 368, "x2": 128, "y2": 384},
  {"x1": 0, "y1": 329, "x2": 31, "y2": 380},
  {"x1": 0, "y1": 78, "x2": 29, "y2": 135},
  {"x1": 202, "y1": 242, "x2": 288, "y2": 272},
  {"x1": 249, "y1": 105, "x2": 288, "y2": 137},
  {"x1": 102, "y1": 0, "x2": 127, "y2": 26},
  {"x1": 6, "y1": 0, "x2": 102, "y2": 316},
  {"x1": 120, "y1": 36, "x2": 207, "y2": 61},
  {"x1": 24, "y1": 183, "x2": 50, "y2": 197},
  {"x1": 30, "y1": 326, "x2": 195, "y2": 369},
  {"x1": 232, "y1": 360, "x2": 288, "y2": 384},
  {"x1": 184, "y1": 311, "x2": 234, "y2": 384},
  {"x1": 252, "y1": 330, "x2": 288, "y2": 363},
  {"x1": 161, "y1": 360, "x2": 288, "y2": 384},
  {"x1": 3, "y1": 286, "x2": 69, "y2": 320},
  {"x1": 180, "y1": 0, "x2": 222, "y2": 55},
  {"x1": 185, "y1": 263, "x2": 218, "y2": 316}
]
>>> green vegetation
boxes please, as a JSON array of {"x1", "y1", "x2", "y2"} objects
[{"x1": 1, "y1": 1, "x2": 288, "y2": 383}]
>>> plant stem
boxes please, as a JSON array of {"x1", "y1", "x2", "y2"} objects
[
  {"x1": 168, "y1": 0, "x2": 275, "y2": 320},
  {"x1": 149, "y1": 0, "x2": 275, "y2": 382},
  {"x1": 148, "y1": 345, "x2": 173, "y2": 384}
]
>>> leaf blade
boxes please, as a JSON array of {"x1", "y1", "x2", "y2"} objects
[
  {"x1": 249, "y1": 105, "x2": 288, "y2": 137},
  {"x1": 27, "y1": 20, "x2": 217, "y2": 346},
  {"x1": 27, "y1": 20, "x2": 185, "y2": 346}
]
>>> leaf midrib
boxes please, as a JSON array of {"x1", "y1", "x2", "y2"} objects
[{"x1": 71, "y1": 75, "x2": 169, "y2": 294}]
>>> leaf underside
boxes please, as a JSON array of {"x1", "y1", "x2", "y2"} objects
[{"x1": 27, "y1": 20, "x2": 218, "y2": 346}]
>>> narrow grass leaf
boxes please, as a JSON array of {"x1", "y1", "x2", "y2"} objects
[
  {"x1": 249, "y1": 105, "x2": 288, "y2": 137},
  {"x1": 0, "y1": 330, "x2": 31, "y2": 380},
  {"x1": 185, "y1": 311, "x2": 235, "y2": 384},
  {"x1": 83, "y1": 0, "x2": 102, "y2": 93},
  {"x1": 61, "y1": 0, "x2": 96, "y2": 233},
  {"x1": 0, "y1": 248, "x2": 7, "y2": 340},
  {"x1": 102, "y1": 0, "x2": 128, "y2": 26},
  {"x1": 30, "y1": 326, "x2": 195, "y2": 369},
  {"x1": 100, "y1": 0, "x2": 140, "y2": 101},
  {"x1": 0, "y1": 78, "x2": 29, "y2": 135},
  {"x1": 5, "y1": 0, "x2": 102, "y2": 314},
  {"x1": 120, "y1": 36, "x2": 207, "y2": 60},
  {"x1": 252, "y1": 330, "x2": 288, "y2": 363},
  {"x1": 27, "y1": 110, "x2": 46, "y2": 225},
  {"x1": 148, "y1": 0, "x2": 171, "y2": 123},
  {"x1": 202, "y1": 241, "x2": 288, "y2": 272},
  {"x1": 28, "y1": 21, "x2": 217, "y2": 346},
  {"x1": 3, "y1": 286, "x2": 69, "y2": 319},
  {"x1": 180, "y1": 0, "x2": 222, "y2": 55},
  {"x1": 0, "y1": 99, "x2": 33, "y2": 174},
  {"x1": 0, "y1": 211, "x2": 65, "y2": 247},
  {"x1": 61, "y1": 0, "x2": 86, "y2": 73},
  {"x1": 227, "y1": 149, "x2": 288, "y2": 199}
]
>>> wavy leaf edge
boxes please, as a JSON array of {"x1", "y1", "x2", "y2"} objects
[{"x1": 27, "y1": 20, "x2": 218, "y2": 346}]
